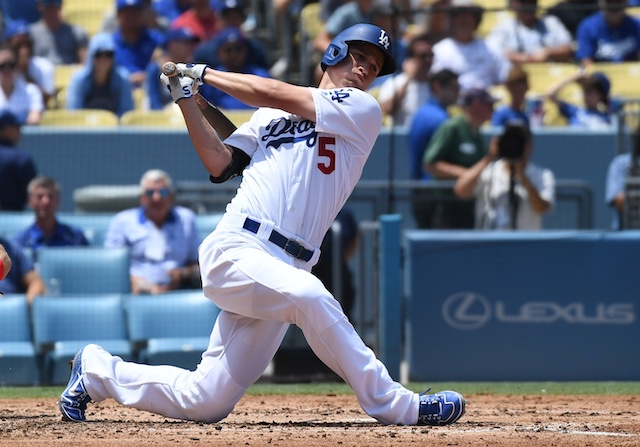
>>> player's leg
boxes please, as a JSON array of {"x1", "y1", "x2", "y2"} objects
[
  {"x1": 72, "y1": 312, "x2": 288, "y2": 422},
  {"x1": 200, "y1": 233, "x2": 421, "y2": 425}
]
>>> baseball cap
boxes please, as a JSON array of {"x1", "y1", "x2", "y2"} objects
[
  {"x1": 219, "y1": 0, "x2": 246, "y2": 11},
  {"x1": 0, "y1": 110, "x2": 21, "y2": 129},
  {"x1": 213, "y1": 27, "x2": 247, "y2": 49},
  {"x1": 117, "y1": 0, "x2": 144, "y2": 11},
  {"x1": 165, "y1": 27, "x2": 200, "y2": 45},
  {"x1": 590, "y1": 72, "x2": 611, "y2": 96},
  {"x1": 460, "y1": 88, "x2": 497, "y2": 106},
  {"x1": 3, "y1": 20, "x2": 30, "y2": 40}
]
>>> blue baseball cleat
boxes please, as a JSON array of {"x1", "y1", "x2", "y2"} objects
[
  {"x1": 417, "y1": 389, "x2": 466, "y2": 426},
  {"x1": 58, "y1": 347, "x2": 92, "y2": 422}
]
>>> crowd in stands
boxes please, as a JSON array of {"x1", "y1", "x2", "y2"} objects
[
  {"x1": 1, "y1": 0, "x2": 639, "y2": 234},
  {"x1": 0, "y1": 0, "x2": 634, "y2": 126}
]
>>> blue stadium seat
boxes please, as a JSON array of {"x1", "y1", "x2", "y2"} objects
[
  {"x1": 195, "y1": 213, "x2": 223, "y2": 242},
  {"x1": 31, "y1": 294, "x2": 133, "y2": 385},
  {"x1": 57, "y1": 212, "x2": 115, "y2": 246},
  {"x1": 125, "y1": 291, "x2": 220, "y2": 370},
  {"x1": 0, "y1": 212, "x2": 33, "y2": 240},
  {"x1": 37, "y1": 246, "x2": 130, "y2": 295},
  {"x1": 0, "y1": 295, "x2": 40, "y2": 386}
]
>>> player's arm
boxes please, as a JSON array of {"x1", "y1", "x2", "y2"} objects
[{"x1": 185, "y1": 64, "x2": 317, "y2": 123}]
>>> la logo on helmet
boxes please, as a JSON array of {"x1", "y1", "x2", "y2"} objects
[{"x1": 378, "y1": 30, "x2": 390, "y2": 50}]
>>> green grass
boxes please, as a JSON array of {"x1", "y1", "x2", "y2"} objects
[{"x1": 4, "y1": 382, "x2": 639, "y2": 399}]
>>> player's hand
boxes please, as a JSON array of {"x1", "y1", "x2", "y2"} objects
[
  {"x1": 160, "y1": 73, "x2": 196, "y2": 103},
  {"x1": 176, "y1": 63, "x2": 208, "y2": 86}
]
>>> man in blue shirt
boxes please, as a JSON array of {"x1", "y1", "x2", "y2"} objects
[
  {"x1": 0, "y1": 236, "x2": 45, "y2": 303},
  {"x1": 113, "y1": 0, "x2": 165, "y2": 87},
  {"x1": 0, "y1": 110, "x2": 37, "y2": 211},
  {"x1": 576, "y1": 0, "x2": 640, "y2": 64},
  {"x1": 104, "y1": 169, "x2": 201, "y2": 295},
  {"x1": 408, "y1": 69, "x2": 460, "y2": 228},
  {"x1": 13, "y1": 176, "x2": 89, "y2": 251}
]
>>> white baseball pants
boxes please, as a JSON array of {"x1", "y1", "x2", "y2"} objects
[{"x1": 81, "y1": 214, "x2": 419, "y2": 425}]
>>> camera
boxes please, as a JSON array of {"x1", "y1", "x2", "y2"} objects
[{"x1": 497, "y1": 123, "x2": 530, "y2": 160}]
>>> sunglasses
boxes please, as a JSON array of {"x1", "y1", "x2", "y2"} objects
[
  {"x1": 0, "y1": 62, "x2": 16, "y2": 71},
  {"x1": 144, "y1": 188, "x2": 171, "y2": 198},
  {"x1": 221, "y1": 45, "x2": 246, "y2": 54}
]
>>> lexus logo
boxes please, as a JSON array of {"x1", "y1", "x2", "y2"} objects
[{"x1": 442, "y1": 292, "x2": 491, "y2": 330}]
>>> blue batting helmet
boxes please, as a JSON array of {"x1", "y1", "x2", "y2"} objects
[{"x1": 321, "y1": 23, "x2": 396, "y2": 77}]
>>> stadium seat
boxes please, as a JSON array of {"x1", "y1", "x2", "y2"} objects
[
  {"x1": 119, "y1": 110, "x2": 186, "y2": 128},
  {"x1": 37, "y1": 246, "x2": 130, "y2": 295},
  {"x1": 31, "y1": 294, "x2": 132, "y2": 385},
  {"x1": 522, "y1": 63, "x2": 580, "y2": 95},
  {"x1": 0, "y1": 295, "x2": 40, "y2": 386},
  {"x1": 40, "y1": 109, "x2": 119, "y2": 127},
  {"x1": 54, "y1": 64, "x2": 80, "y2": 93},
  {"x1": 0, "y1": 212, "x2": 33, "y2": 239},
  {"x1": 125, "y1": 291, "x2": 220, "y2": 370},
  {"x1": 62, "y1": 0, "x2": 114, "y2": 37},
  {"x1": 477, "y1": 9, "x2": 513, "y2": 38},
  {"x1": 194, "y1": 213, "x2": 224, "y2": 242},
  {"x1": 57, "y1": 212, "x2": 115, "y2": 246}
]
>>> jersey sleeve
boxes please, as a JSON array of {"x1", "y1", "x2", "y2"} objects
[
  {"x1": 312, "y1": 87, "x2": 383, "y2": 155},
  {"x1": 222, "y1": 109, "x2": 262, "y2": 158}
]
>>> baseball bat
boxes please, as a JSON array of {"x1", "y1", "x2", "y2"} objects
[{"x1": 162, "y1": 60, "x2": 237, "y2": 139}]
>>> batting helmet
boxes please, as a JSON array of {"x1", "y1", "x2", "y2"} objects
[{"x1": 321, "y1": 23, "x2": 396, "y2": 77}]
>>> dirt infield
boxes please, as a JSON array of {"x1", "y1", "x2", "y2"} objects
[{"x1": 1, "y1": 393, "x2": 638, "y2": 446}]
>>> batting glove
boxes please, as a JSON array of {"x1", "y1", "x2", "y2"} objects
[
  {"x1": 160, "y1": 73, "x2": 196, "y2": 103},
  {"x1": 176, "y1": 63, "x2": 208, "y2": 86}
]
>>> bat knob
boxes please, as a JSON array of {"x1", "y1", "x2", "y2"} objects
[{"x1": 163, "y1": 61, "x2": 178, "y2": 78}]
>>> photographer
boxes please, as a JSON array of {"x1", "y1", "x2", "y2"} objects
[{"x1": 454, "y1": 123, "x2": 555, "y2": 230}]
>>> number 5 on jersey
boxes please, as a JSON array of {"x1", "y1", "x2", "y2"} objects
[{"x1": 317, "y1": 136, "x2": 336, "y2": 174}]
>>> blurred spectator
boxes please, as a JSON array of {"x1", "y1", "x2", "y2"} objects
[
  {"x1": 194, "y1": 0, "x2": 270, "y2": 70},
  {"x1": 199, "y1": 27, "x2": 271, "y2": 109},
  {"x1": 314, "y1": 0, "x2": 378, "y2": 55},
  {"x1": 153, "y1": 0, "x2": 192, "y2": 27},
  {"x1": 4, "y1": 20, "x2": 56, "y2": 105},
  {"x1": 491, "y1": 65, "x2": 532, "y2": 128},
  {"x1": 66, "y1": 33, "x2": 135, "y2": 117},
  {"x1": 605, "y1": 123, "x2": 640, "y2": 229},
  {"x1": 29, "y1": 0, "x2": 89, "y2": 65},
  {"x1": 172, "y1": 0, "x2": 220, "y2": 42},
  {"x1": 377, "y1": 33, "x2": 434, "y2": 127},
  {"x1": 146, "y1": 27, "x2": 199, "y2": 110},
  {"x1": 102, "y1": 0, "x2": 166, "y2": 34},
  {"x1": 408, "y1": 69, "x2": 460, "y2": 228},
  {"x1": 417, "y1": 0, "x2": 452, "y2": 42},
  {"x1": 113, "y1": 0, "x2": 166, "y2": 87},
  {"x1": 547, "y1": 0, "x2": 599, "y2": 39},
  {"x1": 0, "y1": 242, "x2": 11, "y2": 281},
  {"x1": 544, "y1": 70, "x2": 613, "y2": 128},
  {"x1": 0, "y1": 110, "x2": 37, "y2": 211},
  {"x1": 0, "y1": 0, "x2": 41, "y2": 25},
  {"x1": 431, "y1": 0, "x2": 511, "y2": 90},
  {"x1": 423, "y1": 87, "x2": 495, "y2": 228},
  {"x1": 486, "y1": 0, "x2": 573, "y2": 64},
  {"x1": 576, "y1": 0, "x2": 640, "y2": 65},
  {"x1": 311, "y1": 208, "x2": 358, "y2": 321},
  {"x1": 0, "y1": 236, "x2": 45, "y2": 304},
  {"x1": 104, "y1": 169, "x2": 201, "y2": 295},
  {"x1": 455, "y1": 122, "x2": 555, "y2": 229},
  {"x1": 0, "y1": 43, "x2": 44, "y2": 125},
  {"x1": 13, "y1": 176, "x2": 89, "y2": 251},
  {"x1": 321, "y1": 0, "x2": 349, "y2": 21}
]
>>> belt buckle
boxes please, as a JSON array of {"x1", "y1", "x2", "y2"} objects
[{"x1": 283, "y1": 239, "x2": 304, "y2": 259}]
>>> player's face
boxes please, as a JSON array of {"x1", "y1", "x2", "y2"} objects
[{"x1": 334, "y1": 42, "x2": 385, "y2": 90}]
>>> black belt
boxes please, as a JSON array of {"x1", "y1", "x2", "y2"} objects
[{"x1": 242, "y1": 218, "x2": 314, "y2": 262}]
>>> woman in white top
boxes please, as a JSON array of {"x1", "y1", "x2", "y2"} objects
[{"x1": 0, "y1": 44, "x2": 44, "y2": 126}]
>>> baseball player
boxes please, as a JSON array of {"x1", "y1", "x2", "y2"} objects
[{"x1": 59, "y1": 23, "x2": 466, "y2": 426}]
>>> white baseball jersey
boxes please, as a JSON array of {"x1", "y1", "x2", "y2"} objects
[{"x1": 224, "y1": 87, "x2": 382, "y2": 248}]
